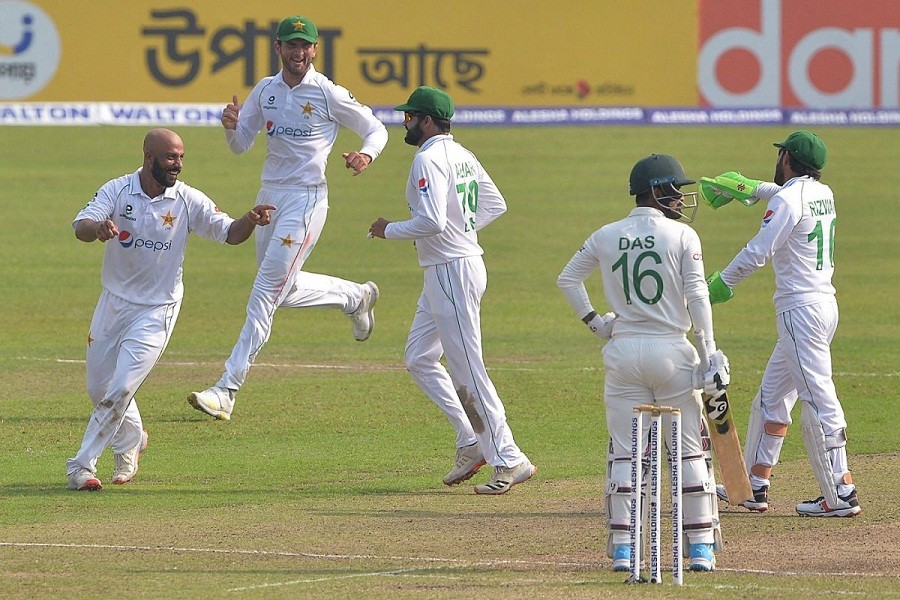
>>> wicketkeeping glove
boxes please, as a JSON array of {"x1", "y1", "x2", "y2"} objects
[
  {"x1": 703, "y1": 350, "x2": 731, "y2": 400},
  {"x1": 586, "y1": 311, "x2": 616, "y2": 340},
  {"x1": 699, "y1": 171, "x2": 763, "y2": 208},
  {"x1": 706, "y1": 271, "x2": 734, "y2": 304}
]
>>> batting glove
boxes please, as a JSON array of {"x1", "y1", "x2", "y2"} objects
[
  {"x1": 585, "y1": 311, "x2": 616, "y2": 340},
  {"x1": 703, "y1": 350, "x2": 731, "y2": 399},
  {"x1": 706, "y1": 271, "x2": 734, "y2": 304}
]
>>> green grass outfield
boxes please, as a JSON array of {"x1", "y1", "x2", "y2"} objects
[{"x1": 0, "y1": 125, "x2": 897, "y2": 598}]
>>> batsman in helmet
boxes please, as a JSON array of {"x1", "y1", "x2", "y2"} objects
[{"x1": 558, "y1": 154, "x2": 728, "y2": 573}]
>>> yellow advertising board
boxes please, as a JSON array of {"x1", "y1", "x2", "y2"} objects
[{"x1": 3, "y1": 0, "x2": 697, "y2": 106}]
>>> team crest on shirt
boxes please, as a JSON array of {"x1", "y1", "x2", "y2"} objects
[
  {"x1": 418, "y1": 178, "x2": 429, "y2": 195},
  {"x1": 762, "y1": 209, "x2": 775, "y2": 226}
]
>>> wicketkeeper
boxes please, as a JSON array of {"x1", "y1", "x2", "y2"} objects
[{"x1": 698, "y1": 131, "x2": 861, "y2": 518}]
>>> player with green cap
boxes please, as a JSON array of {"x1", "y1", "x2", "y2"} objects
[
  {"x1": 367, "y1": 87, "x2": 537, "y2": 495},
  {"x1": 701, "y1": 131, "x2": 862, "y2": 518},
  {"x1": 188, "y1": 16, "x2": 388, "y2": 421}
]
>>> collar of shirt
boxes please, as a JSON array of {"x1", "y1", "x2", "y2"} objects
[
  {"x1": 781, "y1": 175, "x2": 814, "y2": 188},
  {"x1": 277, "y1": 64, "x2": 318, "y2": 88},
  {"x1": 628, "y1": 206, "x2": 664, "y2": 218},
  {"x1": 131, "y1": 169, "x2": 180, "y2": 202},
  {"x1": 418, "y1": 133, "x2": 454, "y2": 153}
]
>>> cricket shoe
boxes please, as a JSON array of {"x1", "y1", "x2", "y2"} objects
[
  {"x1": 612, "y1": 544, "x2": 631, "y2": 572},
  {"x1": 796, "y1": 488, "x2": 861, "y2": 517},
  {"x1": 349, "y1": 281, "x2": 379, "y2": 342},
  {"x1": 443, "y1": 443, "x2": 486, "y2": 486},
  {"x1": 188, "y1": 386, "x2": 235, "y2": 421},
  {"x1": 473, "y1": 459, "x2": 537, "y2": 495},
  {"x1": 68, "y1": 468, "x2": 102, "y2": 492},
  {"x1": 716, "y1": 483, "x2": 769, "y2": 512},
  {"x1": 688, "y1": 543, "x2": 716, "y2": 572},
  {"x1": 113, "y1": 429, "x2": 148, "y2": 484}
]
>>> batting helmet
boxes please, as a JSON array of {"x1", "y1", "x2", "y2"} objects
[{"x1": 629, "y1": 154, "x2": 695, "y2": 196}]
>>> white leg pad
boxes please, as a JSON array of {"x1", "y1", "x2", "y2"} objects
[
  {"x1": 606, "y1": 456, "x2": 637, "y2": 555},
  {"x1": 800, "y1": 401, "x2": 847, "y2": 507},
  {"x1": 742, "y1": 389, "x2": 764, "y2": 468},
  {"x1": 680, "y1": 454, "x2": 722, "y2": 552}
]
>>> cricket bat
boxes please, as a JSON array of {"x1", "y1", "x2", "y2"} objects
[{"x1": 693, "y1": 329, "x2": 753, "y2": 504}]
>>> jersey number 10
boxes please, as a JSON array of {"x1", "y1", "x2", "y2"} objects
[{"x1": 808, "y1": 218, "x2": 836, "y2": 270}]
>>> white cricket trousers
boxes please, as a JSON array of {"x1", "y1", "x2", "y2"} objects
[
  {"x1": 217, "y1": 184, "x2": 368, "y2": 391},
  {"x1": 404, "y1": 255, "x2": 527, "y2": 468},
  {"x1": 602, "y1": 335, "x2": 717, "y2": 547},
  {"x1": 66, "y1": 290, "x2": 179, "y2": 476},
  {"x1": 748, "y1": 299, "x2": 849, "y2": 490}
]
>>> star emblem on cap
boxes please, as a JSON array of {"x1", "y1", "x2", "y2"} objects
[
  {"x1": 161, "y1": 211, "x2": 176, "y2": 226},
  {"x1": 280, "y1": 235, "x2": 295, "y2": 247},
  {"x1": 302, "y1": 102, "x2": 314, "y2": 116},
  {"x1": 294, "y1": 21, "x2": 306, "y2": 31}
]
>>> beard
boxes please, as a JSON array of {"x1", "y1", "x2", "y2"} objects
[
  {"x1": 404, "y1": 122, "x2": 424, "y2": 146},
  {"x1": 151, "y1": 157, "x2": 179, "y2": 188},
  {"x1": 774, "y1": 161, "x2": 786, "y2": 185}
]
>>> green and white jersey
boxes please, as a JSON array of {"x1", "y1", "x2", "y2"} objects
[
  {"x1": 226, "y1": 66, "x2": 387, "y2": 187},
  {"x1": 73, "y1": 170, "x2": 234, "y2": 305},
  {"x1": 559, "y1": 207, "x2": 708, "y2": 336},
  {"x1": 721, "y1": 176, "x2": 836, "y2": 314},
  {"x1": 386, "y1": 134, "x2": 507, "y2": 267}
]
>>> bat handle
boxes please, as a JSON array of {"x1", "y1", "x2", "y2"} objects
[{"x1": 693, "y1": 328, "x2": 710, "y2": 373}]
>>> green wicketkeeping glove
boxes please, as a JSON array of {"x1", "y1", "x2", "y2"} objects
[
  {"x1": 699, "y1": 171, "x2": 763, "y2": 208},
  {"x1": 706, "y1": 271, "x2": 734, "y2": 304},
  {"x1": 699, "y1": 177, "x2": 734, "y2": 209}
]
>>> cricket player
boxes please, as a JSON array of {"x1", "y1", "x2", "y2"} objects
[
  {"x1": 67, "y1": 128, "x2": 274, "y2": 491},
  {"x1": 557, "y1": 154, "x2": 728, "y2": 572},
  {"x1": 701, "y1": 131, "x2": 861, "y2": 517},
  {"x1": 188, "y1": 15, "x2": 388, "y2": 421},
  {"x1": 368, "y1": 87, "x2": 536, "y2": 495}
]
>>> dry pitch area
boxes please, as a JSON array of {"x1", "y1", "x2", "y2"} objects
[{"x1": 2, "y1": 453, "x2": 897, "y2": 599}]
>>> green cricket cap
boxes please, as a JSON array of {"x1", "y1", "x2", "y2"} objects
[
  {"x1": 394, "y1": 86, "x2": 454, "y2": 121},
  {"x1": 774, "y1": 130, "x2": 827, "y2": 169},
  {"x1": 276, "y1": 16, "x2": 318, "y2": 43}
]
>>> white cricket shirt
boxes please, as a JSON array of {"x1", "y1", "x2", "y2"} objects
[
  {"x1": 558, "y1": 207, "x2": 708, "y2": 336},
  {"x1": 385, "y1": 134, "x2": 507, "y2": 266},
  {"x1": 73, "y1": 170, "x2": 234, "y2": 305},
  {"x1": 721, "y1": 176, "x2": 836, "y2": 313},
  {"x1": 226, "y1": 66, "x2": 388, "y2": 186}
]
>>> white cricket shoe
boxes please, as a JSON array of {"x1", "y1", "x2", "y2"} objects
[
  {"x1": 474, "y1": 459, "x2": 537, "y2": 495},
  {"x1": 188, "y1": 387, "x2": 235, "y2": 421},
  {"x1": 443, "y1": 443, "x2": 486, "y2": 486},
  {"x1": 113, "y1": 429, "x2": 149, "y2": 484},
  {"x1": 796, "y1": 488, "x2": 861, "y2": 517},
  {"x1": 349, "y1": 281, "x2": 379, "y2": 342},
  {"x1": 68, "y1": 468, "x2": 102, "y2": 492}
]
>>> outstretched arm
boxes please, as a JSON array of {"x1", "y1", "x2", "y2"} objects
[{"x1": 226, "y1": 204, "x2": 276, "y2": 245}]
